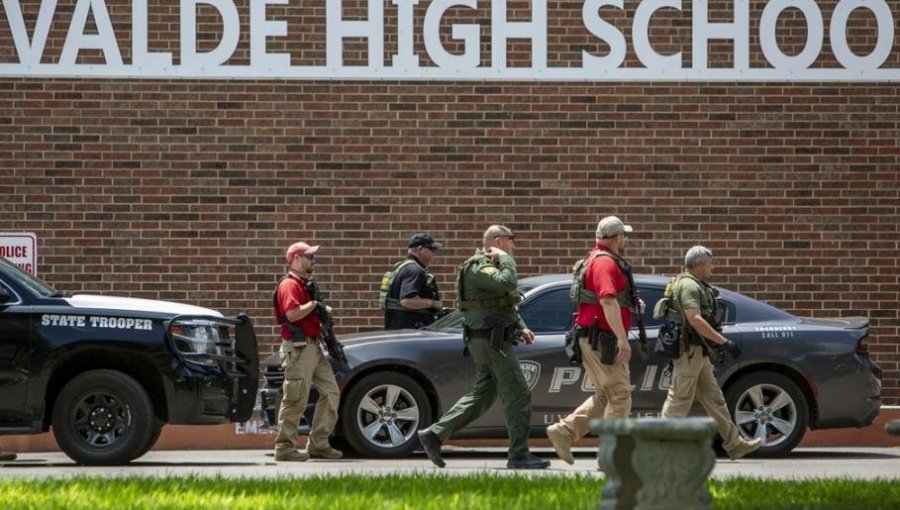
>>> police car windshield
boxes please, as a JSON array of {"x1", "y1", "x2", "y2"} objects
[{"x1": 0, "y1": 257, "x2": 58, "y2": 297}]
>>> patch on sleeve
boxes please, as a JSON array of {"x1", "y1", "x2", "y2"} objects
[{"x1": 479, "y1": 266, "x2": 498, "y2": 275}]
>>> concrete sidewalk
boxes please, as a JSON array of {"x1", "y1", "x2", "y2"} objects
[{"x1": 1, "y1": 447, "x2": 898, "y2": 480}]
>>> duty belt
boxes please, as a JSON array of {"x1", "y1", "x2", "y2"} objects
[
  {"x1": 284, "y1": 335, "x2": 318, "y2": 347},
  {"x1": 457, "y1": 295, "x2": 522, "y2": 311}
]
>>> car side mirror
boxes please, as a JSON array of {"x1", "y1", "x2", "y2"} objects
[{"x1": 0, "y1": 287, "x2": 10, "y2": 303}]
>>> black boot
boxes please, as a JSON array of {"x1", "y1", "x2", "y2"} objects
[
  {"x1": 507, "y1": 454, "x2": 550, "y2": 470},
  {"x1": 417, "y1": 429, "x2": 446, "y2": 468}
]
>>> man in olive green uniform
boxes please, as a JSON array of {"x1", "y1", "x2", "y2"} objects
[
  {"x1": 417, "y1": 225, "x2": 550, "y2": 470},
  {"x1": 661, "y1": 245, "x2": 762, "y2": 460}
]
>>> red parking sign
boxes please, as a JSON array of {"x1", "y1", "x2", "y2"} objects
[{"x1": 0, "y1": 233, "x2": 37, "y2": 276}]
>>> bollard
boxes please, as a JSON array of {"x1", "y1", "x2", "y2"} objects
[{"x1": 591, "y1": 417, "x2": 718, "y2": 510}]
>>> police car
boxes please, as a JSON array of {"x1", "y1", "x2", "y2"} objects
[
  {"x1": 260, "y1": 273, "x2": 881, "y2": 459},
  {"x1": 0, "y1": 257, "x2": 258, "y2": 465}
]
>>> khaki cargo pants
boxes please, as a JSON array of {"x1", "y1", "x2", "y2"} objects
[
  {"x1": 273, "y1": 341, "x2": 340, "y2": 455},
  {"x1": 661, "y1": 344, "x2": 743, "y2": 451},
  {"x1": 553, "y1": 336, "x2": 632, "y2": 442}
]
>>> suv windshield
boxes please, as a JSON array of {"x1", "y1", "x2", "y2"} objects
[{"x1": 0, "y1": 257, "x2": 59, "y2": 297}]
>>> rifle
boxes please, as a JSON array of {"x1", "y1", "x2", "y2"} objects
[
  {"x1": 305, "y1": 278, "x2": 348, "y2": 368},
  {"x1": 621, "y1": 260, "x2": 648, "y2": 353}
]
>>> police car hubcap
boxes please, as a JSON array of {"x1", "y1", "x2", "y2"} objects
[
  {"x1": 734, "y1": 383, "x2": 797, "y2": 447},
  {"x1": 357, "y1": 384, "x2": 420, "y2": 449}
]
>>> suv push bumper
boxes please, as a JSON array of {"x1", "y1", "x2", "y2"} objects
[{"x1": 164, "y1": 314, "x2": 260, "y2": 424}]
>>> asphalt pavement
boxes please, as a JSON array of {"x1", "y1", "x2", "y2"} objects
[{"x1": 1, "y1": 446, "x2": 898, "y2": 480}]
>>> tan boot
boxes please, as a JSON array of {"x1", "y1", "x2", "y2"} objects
[
  {"x1": 728, "y1": 438, "x2": 762, "y2": 460},
  {"x1": 546, "y1": 424, "x2": 574, "y2": 465},
  {"x1": 308, "y1": 446, "x2": 343, "y2": 459},
  {"x1": 274, "y1": 449, "x2": 311, "y2": 462}
]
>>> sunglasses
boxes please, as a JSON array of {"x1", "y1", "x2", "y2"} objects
[{"x1": 302, "y1": 253, "x2": 315, "y2": 261}]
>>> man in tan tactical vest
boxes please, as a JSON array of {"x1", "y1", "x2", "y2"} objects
[{"x1": 661, "y1": 245, "x2": 762, "y2": 460}]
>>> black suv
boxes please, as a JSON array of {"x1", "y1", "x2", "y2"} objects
[{"x1": 0, "y1": 257, "x2": 258, "y2": 465}]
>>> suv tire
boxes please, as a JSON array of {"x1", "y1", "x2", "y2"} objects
[{"x1": 52, "y1": 369, "x2": 156, "y2": 465}]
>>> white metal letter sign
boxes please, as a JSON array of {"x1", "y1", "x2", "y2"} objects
[{"x1": 0, "y1": 0, "x2": 897, "y2": 81}]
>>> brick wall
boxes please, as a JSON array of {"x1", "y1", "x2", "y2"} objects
[{"x1": 1, "y1": 0, "x2": 897, "y2": 402}]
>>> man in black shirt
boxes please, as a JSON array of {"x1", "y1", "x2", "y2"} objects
[{"x1": 383, "y1": 234, "x2": 443, "y2": 330}]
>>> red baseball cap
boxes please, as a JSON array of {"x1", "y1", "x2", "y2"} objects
[{"x1": 285, "y1": 241, "x2": 320, "y2": 262}]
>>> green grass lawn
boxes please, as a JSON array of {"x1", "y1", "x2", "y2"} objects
[{"x1": 1, "y1": 474, "x2": 897, "y2": 509}]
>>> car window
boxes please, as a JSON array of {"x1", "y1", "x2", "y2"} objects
[
  {"x1": 637, "y1": 285, "x2": 737, "y2": 327},
  {"x1": 519, "y1": 288, "x2": 575, "y2": 333},
  {"x1": 0, "y1": 257, "x2": 57, "y2": 297},
  {"x1": 424, "y1": 310, "x2": 464, "y2": 335},
  {"x1": 636, "y1": 286, "x2": 664, "y2": 328},
  {"x1": 719, "y1": 299, "x2": 736, "y2": 324}
]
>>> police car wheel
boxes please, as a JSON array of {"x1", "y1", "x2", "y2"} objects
[
  {"x1": 725, "y1": 371, "x2": 809, "y2": 458},
  {"x1": 51, "y1": 369, "x2": 157, "y2": 465},
  {"x1": 340, "y1": 372, "x2": 432, "y2": 458}
]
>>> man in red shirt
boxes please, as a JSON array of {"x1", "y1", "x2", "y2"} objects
[
  {"x1": 546, "y1": 216, "x2": 641, "y2": 464},
  {"x1": 272, "y1": 241, "x2": 342, "y2": 462}
]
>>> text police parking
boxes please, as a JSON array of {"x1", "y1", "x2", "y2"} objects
[{"x1": 41, "y1": 314, "x2": 153, "y2": 330}]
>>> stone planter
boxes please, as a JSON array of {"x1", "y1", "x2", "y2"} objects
[{"x1": 591, "y1": 417, "x2": 718, "y2": 510}]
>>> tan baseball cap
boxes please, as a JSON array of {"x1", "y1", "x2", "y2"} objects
[{"x1": 596, "y1": 216, "x2": 633, "y2": 238}]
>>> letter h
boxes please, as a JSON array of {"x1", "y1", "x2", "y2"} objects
[{"x1": 326, "y1": 0, "x2": 385, "y2": 68}]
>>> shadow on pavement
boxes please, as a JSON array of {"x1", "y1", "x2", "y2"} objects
[{"x1": 778, "y1": 450, "x2": 899, "y2": 460}]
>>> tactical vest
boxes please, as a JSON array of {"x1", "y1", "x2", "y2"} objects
[
  {"x1": 455, "y1": 253, "x2": 522, "y2": 311},
  {"x1": 273, "y1": 274, "x2": 304, "y2": 341},
  {"x1": 663, "y1": 272, "x2": 722, "y2": 346},
  {"x1": 379, "y1": 259, "x2": 418, "y2": 311},
  {"x1": 569, "y1": 249, "x2": 632, "y2": 308}
]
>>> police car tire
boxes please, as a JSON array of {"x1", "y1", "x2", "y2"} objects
[
  {"x1": 725, "y1": 371, "x2": 809, "y2": 458},
  {"x1": 51, "y1": 369, "x2": 156, "y2": 466},
  {"x1": 340, "y1": 372, "x2": 432, "y2": 458}
]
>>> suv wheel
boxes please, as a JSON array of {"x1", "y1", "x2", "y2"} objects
[{"x1": 52, "y1": 369, "x2": 156, "y2": 465}]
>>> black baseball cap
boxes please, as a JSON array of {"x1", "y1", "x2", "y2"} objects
[{"x1": 408, "y1": 233, "x2": 442, "y2": 250}]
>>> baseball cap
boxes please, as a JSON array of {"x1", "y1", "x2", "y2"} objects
[
  {"x1": 285, "y1": 241, "x2": 320, "y2": 262},
  {"x1": 408, "y1": 233, "x2": 442, "y2": 250},
  {"x1": 596, "y1": 216, "x2": 633, "y2": 238}
]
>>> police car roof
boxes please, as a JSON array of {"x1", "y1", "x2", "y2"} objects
[{"x1": 519, "y1": 273, "x2": 672, "y2": 291}]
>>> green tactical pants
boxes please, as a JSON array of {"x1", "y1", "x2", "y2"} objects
[{"x1": 428, "y1": 333, "x2": 533, "y2": 460}]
